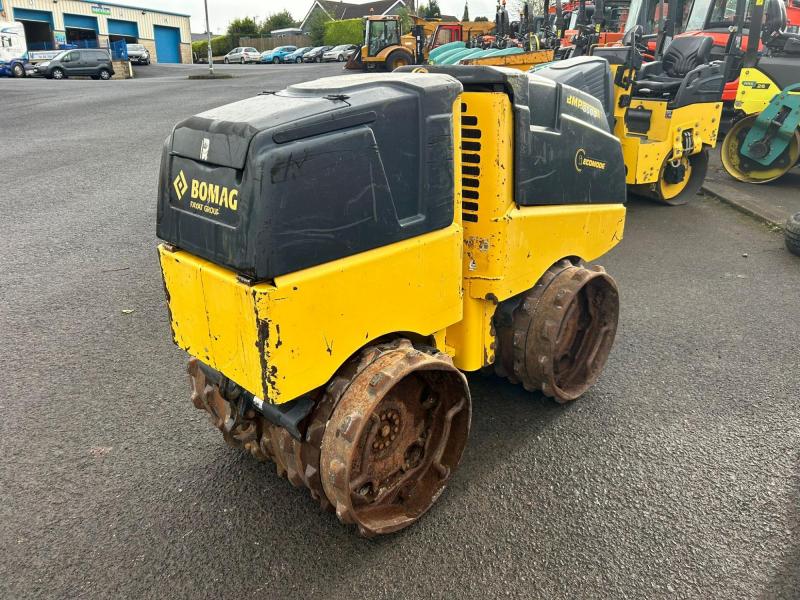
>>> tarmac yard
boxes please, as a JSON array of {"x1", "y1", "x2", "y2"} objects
[{"x1": 1, "y1": 64, "x2": 798, "y2": 599}]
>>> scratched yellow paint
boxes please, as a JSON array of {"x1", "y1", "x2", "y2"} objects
[
  {"x1": 445, "y1": 92, "x2": 626, "y2": 371},
  {"x1": 160, "y1": 92, "x2": 626, "y2": 403}
]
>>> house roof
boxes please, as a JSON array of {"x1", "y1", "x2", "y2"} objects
[
  {"x1": 301, "y1": 0, "x2": 407, "y2": 29},
  {"x1": 318, "y1": 0, "x2": 404, "y2": 19}
]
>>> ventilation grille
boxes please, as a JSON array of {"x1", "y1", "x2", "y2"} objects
[{"x1": 460, "y1": 102, "x2": 481, "y2": 223}]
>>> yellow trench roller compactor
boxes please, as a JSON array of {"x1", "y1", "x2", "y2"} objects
[{"x1": 156, "y1": 67, "x2": 627, "y2": 536}]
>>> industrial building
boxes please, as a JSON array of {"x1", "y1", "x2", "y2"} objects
[{"x1": 0, "y1": 0, "x2": 191, "y2": 63}]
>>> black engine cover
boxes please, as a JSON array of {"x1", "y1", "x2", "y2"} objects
[
  {"x1": 397, "y1": 64, "x2": 627, "y2": 207},
  {"x1": 156, "y1": 73, "x2": 462, "y2": 282}
]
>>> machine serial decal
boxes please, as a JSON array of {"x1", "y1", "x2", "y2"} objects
[
  {"x1": 741, "y1": 81, "x2": 771, "y2": 90},
  {"x1": 574, "y1": 149, "x2": 606, "y2": 172},
  {"x1": 173, "y1": 169, "x2": 239, "y2": 216},
  {"x1": 566, "y1": 94, "x2": 601, "y2": 121}
]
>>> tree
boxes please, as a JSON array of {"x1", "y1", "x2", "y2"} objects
[
  {"x1": 474, "y1": 16, "x2": 489, "y2": 21},
  {"x1": 396, "y1": 6, "x2": 413, "y2": 33},
  {"x1": 509, "y1": 0, "x2": 544, "y2": 21},
  {"x1": 227, "y1": 17, "x2": 259, "y2": 37},
  {"x1": 418, "y1": 0, "x2": 441, "y2": 18},
  {"x1": 462, "y1": 1, "x2": 470, "y2": 21},
  {"x1": 262, "y1": 10, "x2": 299, "y2": 35},
  {"x1": 307, "y1": 11, "x2": 330, "y2": 45}
]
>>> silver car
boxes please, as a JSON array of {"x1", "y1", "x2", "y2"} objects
[
  {"x1": 322, "y1": 44, "x2": 359, "y2": 62},
  {"x1": 126, "y1": 43, "x2": 150, "y2": 65},
  {"x1": 224, "y1": 47, "x2": 261, "y2": 64}
]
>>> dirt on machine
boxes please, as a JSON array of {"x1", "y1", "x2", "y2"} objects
[{"x1": 156, "y1": 65, "x2": 628, "y2": 534}]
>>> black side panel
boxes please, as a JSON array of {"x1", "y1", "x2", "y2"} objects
[
  {"x1": 255, "y1": 127, "x2": 402, "y2": 277},
  {"x1": 530, "y1": 56, "x2": 615, "y2": 125},
  {"x1": 396, "y1": 64, "x2": 627, "y2": 207},
  {"x1": 517, "y1": 75, "x2": 627, "y2": 206},
  {"x1": 756, "y1": 56, "x2": 800, "y2": 90},
  {"x1": 156, "y1": 73, "x2": 462, "y2": 281}
]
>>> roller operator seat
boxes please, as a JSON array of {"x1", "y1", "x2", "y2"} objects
[{"x1": 633, "y1": 35, "x2": 714, "y2": 98}]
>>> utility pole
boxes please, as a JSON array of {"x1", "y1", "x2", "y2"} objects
[{"x1": 204, "y1": 0, "x2": 214, "y2": 75}]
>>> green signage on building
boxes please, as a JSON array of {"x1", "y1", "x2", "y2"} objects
[{"x1": 91, "y1": 5, "x2": 111, "y2": 15}]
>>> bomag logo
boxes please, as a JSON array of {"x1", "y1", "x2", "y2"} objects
[
  {"x1": 173, "y1": 171, "x2": 188, "y2": 199},
  {"x1": 566, "y1": 94, "x2": 601, "y2": 121},
  {"x1": 575, "y1": 148, "x2": 606, "y2": 172},
  {"x1": 172, "y1": 170, "x2": 239, "y2": 216}
]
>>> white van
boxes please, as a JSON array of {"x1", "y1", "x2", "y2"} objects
[{"x1": 0, "y1": 21, "x2": 29, "y2": 77}]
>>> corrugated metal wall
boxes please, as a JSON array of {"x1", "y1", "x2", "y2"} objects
[{"x1": 9, "y1": 0, "x2": 190, "y2": 42}]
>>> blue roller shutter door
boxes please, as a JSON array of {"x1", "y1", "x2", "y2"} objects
[
  {"x1": 154, "y1": 25, "x2": 180, "y2": 63},
  {"x1": 63, "y1": 14, "x2": 99, "y2": 34},
  {"x1": 107, "y1": 19, "x2": 139, "y2": 39}
]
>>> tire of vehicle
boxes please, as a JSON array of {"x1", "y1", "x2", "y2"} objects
[
  {"x1": 145, "y1": 59, "x2": 150, "y2": 65},
  {"x1": 52, "y1": 68, "x2": 65, "y2": 80},
  {"x1": 384, "y1": 50, "x2": 414, "y2": 71},
  {"x1": 98, "y1": 68, "x2": 111, "y2": 80},
  {"x1": 316, "y1": 56, "x2": 321, "y2": 62},
  {"x1": 296, "y1": 57, "x2": 302, "y2": 63},
  {"x1": 12, "y1": 62, "x2": 25, "y2": 78},
  {"x1": 273, "y1": 57, "x2": 279, "y2": 64},
  {"x1": 241, "y1": 57, "x2": 246, "y2": 64},
  {"x1": 337, "y1": 54, "x2": 344, "y2": 61},
  {"x1": 785, "y1": 212, "x2": 800, "y2": 257},
  {"x1": 224, "y1": 57, "x2": 229, "y2": 63}
]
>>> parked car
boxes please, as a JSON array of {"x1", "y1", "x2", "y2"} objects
[
  {"x1": 322, "y1": 44, "x2": 359, "y2": 62},
  {"x1": 302, "y1": 46, "x2": 333, "y2": 63},
  {"x1": 34, "y1": 49, "x2": 114, "y2": 80},
  {"x1": 283, "y1": 46, "x2": 311, "y2": 63},
  {"x1": 126, "y1": 43, "x2": 150, "y2": 65},
  {"x1": 260, "y1": 45, "x2": 297, "y2": 64},
  {"x1": 223, "y1": 47, "x2": 260, "y2": 64}
]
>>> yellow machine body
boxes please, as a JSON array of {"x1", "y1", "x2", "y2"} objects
[
  {"x1": 608, "y1": 64, "x2": 722, "y2": 186},
  {"x1": 159, "y1": 91, "x2": 625, "y2": 406},
  {"x1": 735, "y1": 67, "x2": 800, "y2": 115}
]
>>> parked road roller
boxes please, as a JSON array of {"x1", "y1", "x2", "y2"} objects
[
  {"x1": 721, "y1": 0, "x2": 800, "y2": 183},
  {"x1": 156, "y1": 66, "x2": 626, "y2": 535}
]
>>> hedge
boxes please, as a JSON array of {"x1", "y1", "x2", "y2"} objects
[
  {"x1": 323, "y1": 19, "x2": 363, "y2": 46},
  {"x1": 191, "y1": 36, "x2": 234, "y2": 57}
]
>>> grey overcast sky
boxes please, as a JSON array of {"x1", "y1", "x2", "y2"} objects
[{"x1": 138, "y1": 1, "x2": 501, "y2": 33}]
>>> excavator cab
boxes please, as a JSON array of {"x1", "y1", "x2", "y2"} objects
[{"x1": 365, "y1": 16, "x2": 402, "y2": 57}]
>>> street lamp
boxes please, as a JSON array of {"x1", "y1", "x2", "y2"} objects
[{"x1": 204, "y1": 0, "x2": 213, "y2": 75}]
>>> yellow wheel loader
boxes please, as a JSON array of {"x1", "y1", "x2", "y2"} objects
[
  {"x1": 347, "y1": 15, "x2": 496, "y2": 71},
  {"x1": 721, "y1": 0, "x2": 800, "y2": 183},
  {"x1": 157, "y1": 66, "x2": 626, "y2": 536}
]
